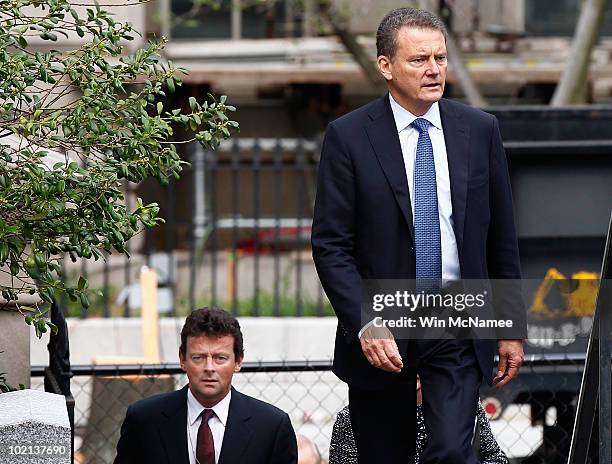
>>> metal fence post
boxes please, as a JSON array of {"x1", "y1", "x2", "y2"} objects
[
  {"x1": 45, "y1": 300, "x2": 74, "y2": 463},
  {"x1": 190, "y1": 142, "x2": 207, "y2": 312},
  {"x1": 567, "y1": 212, "x2": 612, "y2": 464}
]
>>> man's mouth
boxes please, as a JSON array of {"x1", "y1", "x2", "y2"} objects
[{"x1": 423, "y1": 83, "x2": 441, "y2": 88}]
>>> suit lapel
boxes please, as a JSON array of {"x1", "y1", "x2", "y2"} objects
[
  {"x1": 365, "y1": 95, "x2": 415, "y2": 243},
  {"x1": 158, "y1": 386, "x2": 189, "y2": 464},
  {"x1": 218, "y1": 389, "x2": 253, "y2": 464},
  {"x1": 439, "y1": 99, "x2": 470, "y2": 259}
]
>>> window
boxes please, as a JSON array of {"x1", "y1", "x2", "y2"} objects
[{"x1": 526, "y1": 0, "x2": 612, "y2": 36}]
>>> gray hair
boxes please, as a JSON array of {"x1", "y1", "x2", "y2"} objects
[{"x1": 376, "y1": 8, "x2": 447, "y2": 59}]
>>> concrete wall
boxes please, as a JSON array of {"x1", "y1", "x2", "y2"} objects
[
  {"x1": 478, "y1": 0, "x2": 525, "y2": 32},
  {"x1": 334, "y1": 0, "x2": 526, "y2": 35},
  {"x1": 331, "y1": 0, "x2": 407, "y2": 34},
  {"x1": 31, "y1": 317, "x2": 337, "y2": 365},
  {"x1": 0, "y1": 309, "x2": 30, "y2": 389}
]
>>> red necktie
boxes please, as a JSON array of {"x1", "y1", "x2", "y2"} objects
[{"x1": 196, "y1": 409, "x2": 215, "y2": 464}]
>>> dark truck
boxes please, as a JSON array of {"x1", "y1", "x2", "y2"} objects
[{"x1": 478, "y1": 106, "x2": 612, "y2": 463}]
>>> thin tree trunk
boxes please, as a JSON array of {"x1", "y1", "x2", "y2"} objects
[
  {"x1": 317, "y1": 2, "x2": 386, "y2": 92},
  {"x1": 445, "y1": 32, "x2": 487, "y2": 107},
  {"x1": 418, "y1": 0, "x2": 487, "y2": 107},
  {"x1": 551, "y1": 0, "x2": 609, "y2": 106}
]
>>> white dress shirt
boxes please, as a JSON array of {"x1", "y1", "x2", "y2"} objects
[
  {"x1": 388, "y1": 93, "x2": 461, "y2": 281},
  {"x1": 187, "y1": 388, "x2": 231, "y2": 464}
]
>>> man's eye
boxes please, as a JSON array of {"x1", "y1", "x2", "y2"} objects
[{"x1": 436, "y1": 56, "x2": 447, "y2": 61}]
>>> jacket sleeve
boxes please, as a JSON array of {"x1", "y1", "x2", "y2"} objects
[
  {"x1": 114, "y1": 405, "x2": 141, "y2": 464},
  {"x1": 269, "y1": 413, "x2": 298, "y2": 464},
  {"x1": 486, "y1": 116, "x2": 527, "y2": 339},
  {"x1": 311, "y1": 122, "x2": 365, "y2": 342}
]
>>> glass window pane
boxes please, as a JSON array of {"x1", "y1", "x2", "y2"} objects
[
  {"x1": 171, "y1": 0, "x2": 232, "y2": 40},
  {"x1": 526, "y1": 0, "x2": 612, "y2": 36}
]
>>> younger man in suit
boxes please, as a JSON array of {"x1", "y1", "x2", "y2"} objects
[{"x1": 115, "y1": 308, "x2": 298, "y2": 464}]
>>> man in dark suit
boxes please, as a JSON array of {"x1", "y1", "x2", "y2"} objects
[
  {"x1": 311, "y1": 7, "x2": 525, "y2": 464},
  {"x1": 114, "y1": 308, "x2": 297, "y2": 464}
]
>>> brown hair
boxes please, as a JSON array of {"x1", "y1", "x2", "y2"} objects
[{"x1": 180, "y1": 307, "x2": 244, "y2": 358}]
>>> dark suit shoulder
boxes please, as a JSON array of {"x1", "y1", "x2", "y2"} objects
[
  {"x1": 234, "y1": 390, "x2": 288, "y2": 421},
  {"x1": 329, "y1": 96, "x2": 386, "y2": 131},
  {"x1": 127, "y1": 388, "x2": 185, "y2": 419},
  {"x1": 441, "y1": 98, "x2": 496, "y2": 125}
]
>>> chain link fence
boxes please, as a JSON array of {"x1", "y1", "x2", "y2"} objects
[{"x1": 31, "y1": 355, "x2": 597, "y2": 464}]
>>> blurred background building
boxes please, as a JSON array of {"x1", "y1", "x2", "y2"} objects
[
  {"x1": 37, "y1": 0, "x2": 611, "y2": 319},
  {"x1": 149, "y1": 0, "x2": 612, "y2": 135},
  {"x1": 23, "y1": 2, "x2": 612, "y2": 463}
]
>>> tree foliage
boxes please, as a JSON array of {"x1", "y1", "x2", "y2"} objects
[{"x1": 0, "y1": 0, "x2": 238, "y2": 335}]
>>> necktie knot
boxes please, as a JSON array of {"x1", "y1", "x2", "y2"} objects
[
  {"x1": 411, "y1": 118, "x2": 431, "y2": 134},
  {"x1": 201, "y1": 409, "x2": 215, "y2": 422}
]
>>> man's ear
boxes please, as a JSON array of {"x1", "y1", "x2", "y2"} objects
[
  {"x1": 179, "y1": 350, "x2": 186, "y2": 371},
  {"x1": 234, "y1": 353, "x2": 244, "y2": 373},
  {"x1": 377, "y1": 55, "x2": 393, "y2": 81}
]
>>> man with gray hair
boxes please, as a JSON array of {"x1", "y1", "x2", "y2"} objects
[{"x1": 312, "y1": 7, "x2": 525, "y2": 464}]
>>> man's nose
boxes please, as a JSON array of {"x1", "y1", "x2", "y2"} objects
[
  {"x1": 203, "y1": 357, "x2": 215, "y2": 371},
  {"x1": 425, "y1": 57, "x2": 440, "y2": 75}
]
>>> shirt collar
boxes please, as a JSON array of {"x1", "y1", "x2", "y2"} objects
[
  {"x1": 187, "y1": 387, "x2": 232, "y2": 427},
  {"x1": 388, "y1": 93, "x2": 442, "y2": 133}
]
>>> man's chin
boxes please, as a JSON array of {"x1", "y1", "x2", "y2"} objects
[
  {"x1": 422, "y1": 85, "x2": 443, "y2": 95},
  {"x1": 421, "y1": 92, "x2": 443, "y2": 104}
]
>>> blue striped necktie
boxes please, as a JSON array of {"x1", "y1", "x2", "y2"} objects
[{"x1": 412, "y1": 118, "x2": 442, "y2": 282}]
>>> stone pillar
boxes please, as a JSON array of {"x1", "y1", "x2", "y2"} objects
[
  {"x1": 0, "y1": 307, "x2": 30, "y2": 389},
  {"x1": 0, "y1": 390, "x2": 70, "y2": 464}
]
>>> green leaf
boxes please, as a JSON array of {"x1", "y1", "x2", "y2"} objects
[
  {"x1": 10, "y1": 261, "x2": 20, "y2": 276},
  {"x1": 188, "y1": 97, "x2": 197, "y2": 111},
  {"x1": 78, "y1": 276, "x2": 88, "y2": 291},
  {"x1": 34, "y1": 252, "x2": 46, "y2": 269},
  {"x1": 40, "y1": 32, "x2": 58, "y2": 41},
  {"x1": 35, "y1": 319, "x2": 47, "y2": 337},
  {"x1": 0, "y1": 243, "x2": 8, "y2": 264},
  {"x1": 47, "y1": 322, "x2": 58, "y2": 335},
  {"x1": 166, "y1": 78, "x2": 175, "y2": 93},
  {"x1": 79, "y1": 293, "x2": 90, "y2": 309},
  {"x1": 156, "y1": 102, "x2": 163, "y2": 115}
]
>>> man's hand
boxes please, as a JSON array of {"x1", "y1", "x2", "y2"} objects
[
  {"x1": 494, "y1": 339, "x2": 524, "y2": 389},
  {"x1": 359, "y1": 325, "x2": 403, "y2": 373}
]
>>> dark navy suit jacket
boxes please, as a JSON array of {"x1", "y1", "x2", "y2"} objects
[
  {"x1": 311, "y1": 95, "x2": 526, "y2": 389},
  {"x1": 114, "y1": 386, "x2": 298, "y2": 464}
]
